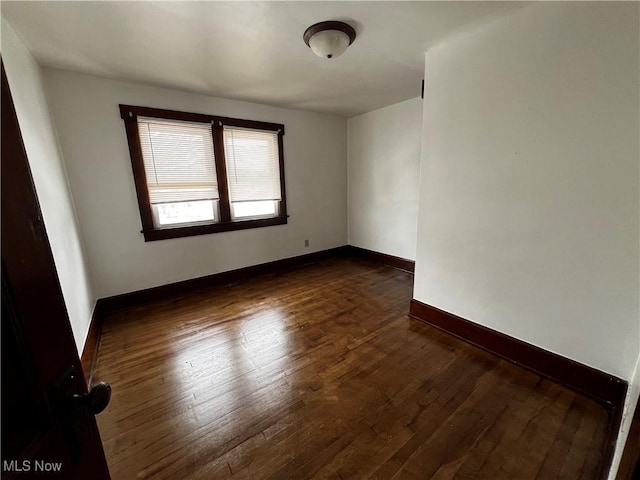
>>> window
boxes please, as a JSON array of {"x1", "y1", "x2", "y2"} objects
[{"x1": 120, "y1": 105, "x2": 287, "y2": 241}]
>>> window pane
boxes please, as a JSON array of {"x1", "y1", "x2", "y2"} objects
[
  {"x1": 224, "y1": 127, "x2": 281, "y2": 204},
  {"x1": 153, "y1": 200, "x2": 216, "y2": 226},
  {"x1": 138, "y1": 117, "x2": 219, "y2": 206},
  {"x1": 232, "y1": 200, "x2": 278, "y2": 219}
]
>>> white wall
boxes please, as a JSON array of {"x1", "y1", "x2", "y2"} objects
[
  {"x1": 415, "y1": 0, "x2": 639, "y2": 381},
  {"x1": 611, "y1": 130, "x2": 640, "y2": 478},
  {"x1": 43, "y1": 70, "x2": 348, "y2": 298},
  {"x1": 348, "y1": 97, "x2": 422, "y2": 260},
  {"x1": 1, "y1": 20, "x2": 96, "y2": 353},
  {"x1": 610, "y1": 355, "x2": 640, "y2": 478}
]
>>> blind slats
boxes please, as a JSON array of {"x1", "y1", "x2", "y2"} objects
[
  {"x1": 138, "y1": 117, "x2": 219, "y2": 204},
  {"x1": 224, "y1": 127, "x2": 281, "y2": 203}
]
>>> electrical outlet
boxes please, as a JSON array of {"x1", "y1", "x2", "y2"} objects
[{"x1": 304, "y1": 239, "x2": 310, "y2": 247}]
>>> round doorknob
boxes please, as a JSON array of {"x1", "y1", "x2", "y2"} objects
[{"x1": 73, "y1": 382, "x2": 111, "y2": 414}]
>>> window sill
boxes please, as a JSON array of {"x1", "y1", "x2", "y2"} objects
[{"x1": 142, "y1": 215, "x2": 287, "y2": 242}]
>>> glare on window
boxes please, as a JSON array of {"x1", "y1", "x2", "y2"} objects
[
  {"x1": 155, "y1": 200, "x2": 215, "y2": 226},
  {"x1": 232, "y1": 200, "x2": 277, "y2": 219}
]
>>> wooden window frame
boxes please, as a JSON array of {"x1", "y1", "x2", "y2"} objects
[{"x1": 119, "y1": 105, "x2": 288, "y2": 242}]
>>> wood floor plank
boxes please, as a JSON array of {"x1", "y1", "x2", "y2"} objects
[{"x1": 94, "y1": 257, "x2": 611, "y2": 479}]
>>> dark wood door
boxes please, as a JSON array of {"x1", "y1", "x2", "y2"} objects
[{"x1": 1, "y1": 63, "x2": 111, "y2": 479}]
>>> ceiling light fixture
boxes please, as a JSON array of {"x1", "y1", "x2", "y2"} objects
[{"x1": 303, "y1": 21, "x2": 356, "y2": 59}]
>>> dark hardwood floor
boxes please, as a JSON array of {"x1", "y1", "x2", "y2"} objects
[{"x1": 94, "y1": 257, "x2": 610, "y2": 479}]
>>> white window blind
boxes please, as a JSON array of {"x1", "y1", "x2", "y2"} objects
[
  {"x1": 138, "y1": 117, "x2": 219, "y2": 204},
  {"x1": 224, "y1": 127, "x2": 281, "y2": 205}
]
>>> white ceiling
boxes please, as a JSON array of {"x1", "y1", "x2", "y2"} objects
[{"x1": 1, "y1": 1, "x2": 526, "y2": 117}]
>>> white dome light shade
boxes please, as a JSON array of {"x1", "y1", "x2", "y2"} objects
[
  {"x1": 304, "y1": 21, "x2": 356, "y2": 59},
  {"x1": 308, "y1": 30, "x2": 351, "y2": 59}
]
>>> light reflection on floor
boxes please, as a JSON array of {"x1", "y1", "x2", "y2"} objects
[{"x1": 167, "y1": 305, "x2": 298, "y2": 431}]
